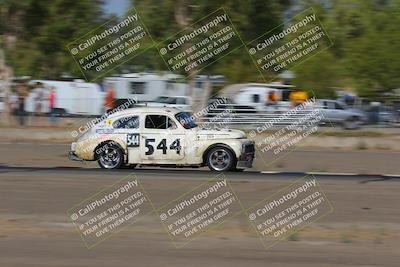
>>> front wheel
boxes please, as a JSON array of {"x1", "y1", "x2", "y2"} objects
[
  {"x1": 206, "y1": 146, "x2": 235, "y2": 171},
  {"x1": 97, "y1": 145, "x2": 124, "y2": 169}
]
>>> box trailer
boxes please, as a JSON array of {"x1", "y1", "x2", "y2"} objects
[{"x1": 26, "y1": 79, "x2": 105, "y2": 116}]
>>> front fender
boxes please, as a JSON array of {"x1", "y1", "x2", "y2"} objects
[
  {"x1": 198, "y1": 139, "x2": 244, "y2": 161},
  {"x1": 74, "y1": 134, "x2": 126, "y2": 161}
]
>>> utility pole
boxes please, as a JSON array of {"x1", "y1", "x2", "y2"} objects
[{"x1": 174, "y1": 0, "x2": 204, "y2": 114}]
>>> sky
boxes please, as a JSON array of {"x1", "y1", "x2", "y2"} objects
[{"x1": 102, "y1": 0, "x2": 130, "y2": 17}]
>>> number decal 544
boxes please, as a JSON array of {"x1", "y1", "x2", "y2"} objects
[{"x1": 145, "y1": 138, "x2": 181, "y2": 155}]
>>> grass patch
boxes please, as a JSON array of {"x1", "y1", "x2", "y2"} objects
[
  {"x1": 319, "y1": 131, "x2": 385, "y2": 138},
  {"x1": 356, "y1": 140, "x2": 368, "y2": 150},
  {"x1": 340, "y1": 234, "x2": 353, "y2": 243}
]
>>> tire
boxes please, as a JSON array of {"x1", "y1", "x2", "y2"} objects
[
  {"x1": 343, "y1": 116, "x2": 361, "y2": 130},
  {"x1": 97, "y1": 143, "x2": 124, "y2": 169},
  {"x1": 206, "y1": 146, "x2": 235, "y2": 172}
]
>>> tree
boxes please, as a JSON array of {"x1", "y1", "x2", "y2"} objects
[{"x1": 3, "y1": 0, "x2": 104, "y2": 79}]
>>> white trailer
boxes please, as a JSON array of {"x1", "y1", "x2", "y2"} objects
[
  {"x1": 26, "y1": 79, "x2": 104, "y2": 116},
  {"x1": 219, "y1": 83, "x2": 294, "y2": 111},
  {"x1": 103, "y1": 73, "x2": 188, "y2": 105}
]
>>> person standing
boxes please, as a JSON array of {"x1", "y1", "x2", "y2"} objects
[
  {"x1": 7, "y1": 89, "x2": 18, "y2": 125},
  {"x1": 48, "y1": 87, "x2": 57, "y2": 125},
  {"x1": 34, "y1": 82, "x2": 45, "y2": 117},
  {"x1": 267, "y1": 90, "x2": 278, "y2": 106},
  {"x1": 16, "y1": 83, "x2": 28, "y2": 126},
  {"x1": 104, "y1": 86, "x2": 115, "y2": 114}
]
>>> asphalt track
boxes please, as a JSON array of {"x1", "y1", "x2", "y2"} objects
[
  {"x1": 0, "y1": 166, "x2": 399, "y2": 267},
  {"x1": 1, "y1": 164, "x2": 400, "y2": 179},
  {"x1": 2, "y1": 141, "x2": 399, "y2": 175}
]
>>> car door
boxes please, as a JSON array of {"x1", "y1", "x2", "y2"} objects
[
  {"x1": 322, "y1": 100, "x2": 338, "y2": 122},
  {"x1": 140, "y1": 114, "x2": 185, "y2": 162},
  {"x1": 111, "y1": 115, "x2": 141, "y2": 163},
  {"x1": 330, "y1": 101, "x2": 347, "y2": 122}
]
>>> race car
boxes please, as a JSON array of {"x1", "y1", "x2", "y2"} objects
[{"x1": 69, "y1": 107, "x2": 255, "y2": 171}]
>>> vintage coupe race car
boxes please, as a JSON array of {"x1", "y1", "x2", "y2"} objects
[{"x1": 69, "y1": 107, "x2": 255, "y2": 171}]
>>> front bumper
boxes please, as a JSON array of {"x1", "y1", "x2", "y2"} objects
[
  {"x1": 68, "y1": 150, "x2": 83, "y2": 162},
  {"x1": 237, "y1": 142, "x2": 255, "y2": 169}
]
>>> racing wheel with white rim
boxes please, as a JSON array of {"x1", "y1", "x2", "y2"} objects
[
  {"x1": 206, "y1": 146, "x2": 235, "y2": 171},
  {"x1": 97, "y1": 144, "x2": 124, "y2": 169}
]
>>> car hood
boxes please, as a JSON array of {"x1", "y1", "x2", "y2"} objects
[{"x1": 193, "y1": 128, "x2": 246, "y2": 140}]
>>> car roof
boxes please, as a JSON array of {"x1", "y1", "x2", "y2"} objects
[{"x1": 108, "y1": 106, "x2": 182, "y2": 118}]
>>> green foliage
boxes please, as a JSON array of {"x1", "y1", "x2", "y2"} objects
[
  {"x1": 2, "y1": 0, "x2": 104, "y2": 79},
  {"x1": 321, "y1": 0, "x2": 400, "y2": 97},
  {"x1": 293, "y1": 50, "x2": 339, "y2": 98},
  {"x1": 1, "y1": 0, "x2": 400, "y2": 98}
]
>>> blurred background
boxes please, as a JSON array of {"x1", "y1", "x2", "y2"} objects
[
  {"x1": 0, "y1": 2, "x2": 400, "y2": 267},
  {"x1": 1, "y1": 0, "x2": 400, "y2": 161},
  {"x1": 1, "y1": 0, "x2": 400, "y2": 123}
]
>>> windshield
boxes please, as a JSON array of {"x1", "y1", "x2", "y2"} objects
[
  {"x1": 175, "y1": 112, "x2": 198, "y2": 129},
  {"x1": 155, "y1": 96, "x2": 175, "y2": 104},
  {"x1": 155, "y1": 96, "x2": 170, "y2": 103}
]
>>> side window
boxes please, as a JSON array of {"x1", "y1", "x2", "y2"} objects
[
  {"x1": 176, "y1": 98, "x2": 186, "y2": 104},
  {"x1": 169, "y1": 98, "x2": 177, "y2": 104},
  {"x1": 113, "y1": 116, "x2": 139, "y2": 129},
  {"x1": 326, "y1": 101, "x2": 336, "y2": 109},
  {"x1": 145, "y1": 115, "x2": 166, "y2": 129},
  {"x1": 167, "y1": 117, "x2": 177, "y2": 129},
  {"x1": 130, "y1": 82, "x2": 145, "y2": 94},
  {"x1": 252, "y1": 94, "x2": 260, "y2": 103},
  {"x1": 335, "y1": 103, "x2": 344, "y2": 110},
  {"x1": 145, "y1": 115, "x2": 177, "y2": 129},
  {"x1": 195, "y1": 81, "x2": 203, "y2": 88}
]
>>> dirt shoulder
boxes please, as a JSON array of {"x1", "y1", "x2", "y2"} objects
[
  {"x1": 0, "y1": 171, "x2": 399, "y2": 267},
  {"x1": 1, "y1": 126, "x2": 399, "y2": 151},
  {"x1": 0, "y1": 142, "x2": 399, "y2": 175}
]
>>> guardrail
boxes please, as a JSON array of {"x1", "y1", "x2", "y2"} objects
[{"x1": 201, "y1": 106, "x2": 317, "y2": 126}]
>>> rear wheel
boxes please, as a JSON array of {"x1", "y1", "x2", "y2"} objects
[
  {"x1": 206, "y1": 146, "x2": 235, "y2": 172},
  {"x1": 97, "y1": 144, "x2": 124, "y2": 169}
]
